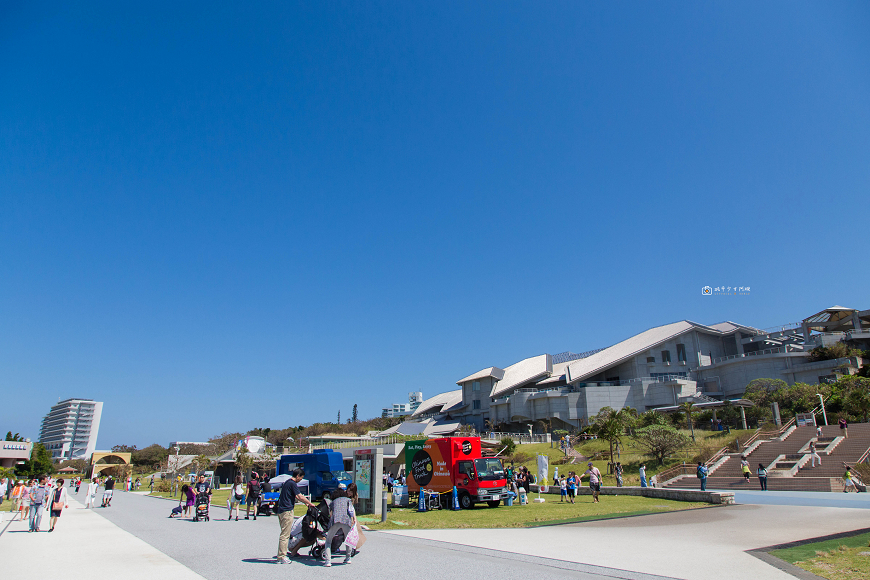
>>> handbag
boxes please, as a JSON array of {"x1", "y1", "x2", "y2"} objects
[{"x1": 52, "y1": 489, "x2": 64, "y2": 511}]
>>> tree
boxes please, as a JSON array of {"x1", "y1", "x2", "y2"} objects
[
  {"x1": 193, "y1": 454, "x2": 212, "y2": 474},
  {"x1": 352, "y1": 404, "x2": 358, "y2": 423},
  {"x1": 19, "y1": 443, "x2": 53, "y2": 477},
  {"x1": 5, "y1": 431, "x2": 23, "y2": 441},
  {"x1": 633, "y1": 425, "x2": 691, "y2": 465},
  {"x1": 253, "y1": 446, "x2": 278, "y2": 477},
  {"x1": 235, "y1": 445, "x2": 253, "y2": 478},
  {"x1": 678, "y1": 402, "x2": 697, "y2": 441},
  {"x1": 498, "y1": 437, "x2": 517, "y2": 456},
  {"x1": 639, "y1": 410, "x2": 668, "y2": 428},
  {"x1": 590, "y1": 407, "x2": 634, "y2": 466},
  {"x1": 133, "y1": 444, "x2": 169, "y2": 469},
  {"x1": 845, "y1": 378, "x2": 870, "y2": 422},
  {"x1": 337, "y1": 410, "x2": 341, "y2": 424},
  {"x1": 111, "y1": 444, "x2": 137, "y2": 453}
]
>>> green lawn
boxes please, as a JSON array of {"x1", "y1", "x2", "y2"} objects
[
  {"x1": 770, "y1": 532, "x2": 870, "y2": 580},
  {"x1": 365, "y1": 495, "x2": 712, "y2": 530}
]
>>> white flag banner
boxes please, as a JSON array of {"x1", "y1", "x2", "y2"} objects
[{"x1": 537, "y1": 454, "x2": 549, "y2": 492}]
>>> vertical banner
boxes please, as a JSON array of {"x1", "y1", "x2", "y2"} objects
[
  {"x1": 537, "y1": 454, "x2": 549, "y2": 492},
  {"x1": 355, "y1": 459, "x2": 371, "y2": 499}
]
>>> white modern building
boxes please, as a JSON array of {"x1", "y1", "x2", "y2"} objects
[
  {"x1": 382, "y1": 392, "x2": 424, "y2": 418},
  {"x1": 413, "y1": 306, "x2": 868, "y2": 432},
  {"x1": 39, "y1": 398, "x2": 103, "y2": 460}
]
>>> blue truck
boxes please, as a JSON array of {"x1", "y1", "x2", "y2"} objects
[{"x1": 276, "y1": 449, "x2": 352, "y2": 500}]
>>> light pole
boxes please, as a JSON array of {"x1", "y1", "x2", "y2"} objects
[{"x1": 817, "y1": 394, "x2": 828, "y2": 426}]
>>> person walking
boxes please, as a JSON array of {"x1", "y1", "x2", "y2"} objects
[
  {"x1": 28, "y1": 476, "x2": 48, "y2": 532},
  {"x1": 228, "y1": 475, "x2": 245, "y2": 521},
  {"x1": 12, "y1": 480, "x2": 28, "y2": 520},
  {"x1": 740, "y1": 457, "x2": 751, "y2": 482},
  {"x1": 85, "y1": 478, "x2": 99, "y2": 508},
  {"x1": 246, "y1": 473, "x2": 261, "y2": 520},
  {"x1": 696, "y1": 462, "x2": 708, "y2": 491},
  {"x1": 75, "y1": 477, "x2": 81, "y2": 494},
  {"x1": 48, "y1": 479, "x2": 70, "y2": 532},
  {"x1": 0, "y1": 477, "x2": 7, "y2": 507},
  {"x1": 816, "y1": 425, "x2": 823, "y2": 438},
  {"x1": 324, "y1": 484, "x2": 358, "y2": 566},
  {"x1": 275, "y1": 468, "x2": 317, "y2": 564},
  {"x1": 757, "y1": 464, "x2": 768, "y2": 491},
  {"x1": 839, "y1": 417, "x2": 848, "y2": 438},
  {"x1": 615, "y1": 462, "x2": 623, "y2": 487},
  {"x1": 810, "y1": 442, "x2": 821, "y2": 468},
  {"x1": 583, "y1": 462, "x2": 602, "y2": 503},
  {"x1": 102, "y1": 475, "x2": 115, "y2": 507},
  {"x1": 843, "y1": 466, "x2": 858, "y2": 492},
  {"x1": 566, "y1": 471, "x2": 577, "y2": 504},
  {"x1": 639, "y1": 464, "x2": 648, "y2": 488},
  {"x1": 558, "y1": 476, "x2": 567, "y2": 501},
  {"x1": 149, "y1": 475, "x2": 154, "y2": 493}
]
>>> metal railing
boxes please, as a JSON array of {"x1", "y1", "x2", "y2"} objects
[
  {"x1": 310, "y1": 434, "x2": 421, "y2": 450},
  {"x1": 760, "y1": 322, "x2": 801, "y2": 333},
  {"x1": 711, "y1": 347, "x2": 791, "y2": 365}
]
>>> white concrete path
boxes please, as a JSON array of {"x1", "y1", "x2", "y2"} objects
[
  {"x1": 0, "y1": 493, "x2": 205, "y2": 579},
  {"x1": 385, "y1": 504, "x2": 869, "y2": 580}
]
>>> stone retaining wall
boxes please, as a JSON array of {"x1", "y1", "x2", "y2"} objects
[{"x1": 529, "y1": 484, "x2": 734, "y2": 505}]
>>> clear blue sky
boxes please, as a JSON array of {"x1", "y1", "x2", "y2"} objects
[{"x1": 2, "y1": 2, "x2": 868, "y2": 449}]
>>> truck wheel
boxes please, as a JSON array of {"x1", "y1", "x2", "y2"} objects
[
  {"x1": 459, "y1": 493, "x2": 473, "y2": 509},
  {"x1": 487, "y1": 500, "x2": 501, "y2": 508},
  {"x1": 322, "y1": 491, "x2": 331, "y2": 501}
]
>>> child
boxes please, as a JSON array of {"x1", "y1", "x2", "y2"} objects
[{"x1": 559, "y1": 476, "x2": 567, "y2": 502}]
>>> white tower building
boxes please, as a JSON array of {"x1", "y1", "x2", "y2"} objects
[{"x1": 39, "y1": 398, "x2": 103, "y2": 460}]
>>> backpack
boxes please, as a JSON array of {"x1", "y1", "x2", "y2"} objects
[
  {"x1": 249, "y1": 480, "x2": 260, "y2": 496},
  {"x1": 697, "y1": 465, "x2": 706, "y2": 478}
]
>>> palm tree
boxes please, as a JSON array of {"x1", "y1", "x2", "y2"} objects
[
  {"x1": 591, "y1": 407, "x2": 634, "y2": 474},
  {"x1": 678, "y1": 402, "x2": 697, "y2": 441}
]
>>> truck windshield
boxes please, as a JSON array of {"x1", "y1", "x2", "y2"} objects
[
  {"x1": 473, "y1": 458, "x2": 505, "y2": 481},
  {"x1": 332, "y1": 470, "x2": 352, "y2": 481}
]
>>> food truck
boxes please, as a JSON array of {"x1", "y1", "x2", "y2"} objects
[{"x1": 405, "y1": 437, "x2": 509, "y2": 509}]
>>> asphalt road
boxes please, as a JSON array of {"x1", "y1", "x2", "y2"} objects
[{"x1": 93, "y1": 492, "x2": 681, "y2": 580}]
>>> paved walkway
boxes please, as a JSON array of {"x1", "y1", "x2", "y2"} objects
[
  {"x1": 385, "y1": 502, "x2": 868, "y2": 580},
  {"x1": 3, "y1": 489, "x2": 679, "y2": 580},
  {"x1": 0, "y1": 493, "x2": 205, "y2": 579},
  {"x1": 4, "y1": 489, "x2": 868, "y2": 579}
]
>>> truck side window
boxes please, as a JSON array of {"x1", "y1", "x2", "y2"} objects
[
  {"x1": 458, "y1": 461, "x2": 475, "y2": 479},
  {"x1": 321, "y1": 472, "x2": 333, "y2": 481}
]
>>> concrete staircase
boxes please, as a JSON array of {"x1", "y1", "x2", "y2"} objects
[{"x1": 662, "y1": 423, "x2": 870, "y2": 492}]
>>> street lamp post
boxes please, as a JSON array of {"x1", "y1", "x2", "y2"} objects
[{"x1": 817, "y1": 394, "x2": 828, "y2": 426}]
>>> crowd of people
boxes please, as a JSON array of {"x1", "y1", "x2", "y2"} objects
[{"x1": 1, "y1": 475, "x2": 71, "y2": 532}]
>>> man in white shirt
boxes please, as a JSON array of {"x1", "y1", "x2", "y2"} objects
[
  {"x1": 0, "y1": 478, "x2": 7, "y2": 506},
  {"x1": 583, "y1": 462, "x2": 602, "y2": 503}
]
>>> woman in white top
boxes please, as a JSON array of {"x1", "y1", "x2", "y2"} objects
[
  {"x1": 85, "y1": 478, "x2": 99, "y2": 508},
  {"x1": 49, "y1": 479, "x2": 70, "y2": 532},
  {"x1": 228, "y1": 475, "x2": 245, "y2": 521}
]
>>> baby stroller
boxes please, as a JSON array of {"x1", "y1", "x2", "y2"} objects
[
  {"x1": 193, "y1": 492, "x2": 210, "y2": 522},
  {"x1": 305, "y1": 502, "x2": 333, "y2": 559}
]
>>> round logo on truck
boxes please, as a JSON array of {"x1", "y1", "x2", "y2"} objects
[
  {"x1": 411, "y1": 450, "x2": 433, "y2": 486},
  {"x1": 462, "y1": 440, "x2": 472, "y2": 455}
]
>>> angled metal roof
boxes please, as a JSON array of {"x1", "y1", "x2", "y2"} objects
[
  {"x1": 566, "y1": 321, "x2": 698, "y2": 384},
  {"x1": 456, "y1": 366, "x2": 505, "y2": 385},
  {"x1": 490, "y1": 354, "x2": 552, "y2": 398},
  {"x1": 411, "y1": 389, "x2": 462, "y2": 417}
]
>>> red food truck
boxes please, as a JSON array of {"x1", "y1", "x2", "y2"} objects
[{"x1": 405, "y1": 437, "x2": 510, "y2": 509}]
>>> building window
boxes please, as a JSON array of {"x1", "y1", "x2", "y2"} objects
[
  {"x1": 473, "y1": 400, "x2": 481, "y2": 410},
  {"x1": 472, "y1": 381, "x2": 480, "y2": 392},
  {"x1": 676, "y1": 344, "x2": 687, "y2": 362},
  {"x1": 646, "y1": 356, "x2": 655, "y2": 363},
  {"x1": 661, "y1": 350, "x2": 671, "y2": 363}
]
